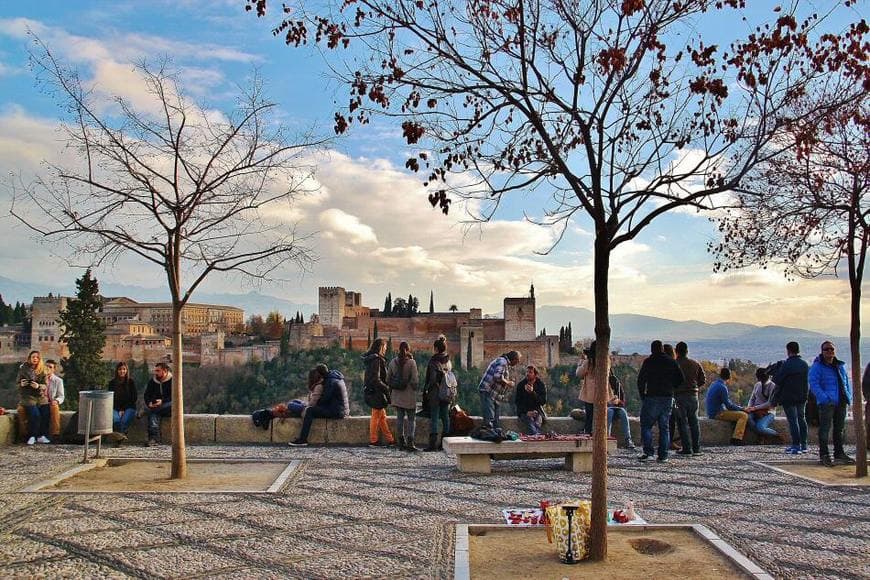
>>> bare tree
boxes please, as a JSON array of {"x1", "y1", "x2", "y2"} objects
[
  {"x1": 11, "y1": 38, "x2": 326, "y2": 479},
  {"x1": 249, "y1": 0, "x2": 867, "y2": 557},
  {"x1": 712, "y1": 89, "x2": 869, "y2": 476}
]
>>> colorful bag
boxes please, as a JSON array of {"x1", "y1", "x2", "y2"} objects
[{"x1": 545, "y1": 500, "x2": 592, "y2": 563}]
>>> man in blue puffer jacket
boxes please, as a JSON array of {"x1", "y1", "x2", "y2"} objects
[{"x1": 808, "y1": 341, "x2": 854, "y2": 467}]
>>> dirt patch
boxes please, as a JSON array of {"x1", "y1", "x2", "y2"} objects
[
  {"x1": 43, "y1": 459, "x2": 294, "y2": 492},
  {"x1": 469, "y1": 527, "x2": 746, "y2": 579},
  {"x1": 767, "y1": 462, "x2": 869, "y2": 486}
]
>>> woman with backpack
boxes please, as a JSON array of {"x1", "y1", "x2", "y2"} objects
[
  {"x1": 424, "y1": 335, "x2": 453, "y2": 451},
  {"x1": 387, "y1": 341, "x2": 419, "y2": 451},
  {"x1": 363, "y1": 338, "x2": 396, "y2": 447}
]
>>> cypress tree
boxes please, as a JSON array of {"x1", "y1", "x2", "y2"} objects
[
  {"x1": 429, "y1": 290, "x2": 434, "y2": 313},
  {"x1": 386, "y1": 336, "x2": 393, "y2": 358},
  {"x1": 384, "y1": 293, "x2": 392, "y2": 317},
  {"x1": 58, "y1": 269, "x2": 107, "y2": 408}
]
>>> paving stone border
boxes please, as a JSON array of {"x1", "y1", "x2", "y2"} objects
[
  {"x1": 754, "y1": 460, "x2": 870, "y2": 488},
  {"x1": 455, "y1": 523, "x2": 774, "y2": 580}
]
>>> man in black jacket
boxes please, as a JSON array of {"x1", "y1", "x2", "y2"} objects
[
  {"x1": 143, "y1": 362, "x2": 172, "y2": 447},
  {"x1": 773, "y1": 341, "x2": 810, "y2": 454},
  {"x1": 637, "y1": 340, "x2": 684, "y2": 463},
  {"x1": 515, "y1": 365, "x2": 547, "y2": 435}
]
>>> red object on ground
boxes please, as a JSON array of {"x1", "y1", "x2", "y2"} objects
[{"x1": 0, "y1": 407, "x2": 5, "y2": 415}]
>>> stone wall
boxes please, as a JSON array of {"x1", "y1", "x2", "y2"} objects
[{"x1": 2, "y1": 411, "x2": 856, "y2": 448}]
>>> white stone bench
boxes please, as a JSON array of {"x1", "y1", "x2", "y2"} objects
[{"x1": 442, "y1": 436, "x2": 617, "y2": 474}]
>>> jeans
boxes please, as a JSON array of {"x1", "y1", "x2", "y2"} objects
[
  {"x1": 519, "y1": 413, "x2": 543, "y2": 435},
  {"x1": 583, "y1": 401, "x2": 594, "y2": 435},
  {"x1": 430, "y1": 401, "x2": 450, "y2": 435},
  {"x1": 113, "y1": 408, "x2": 136, "y2": 434},
  {"x1": 24, "y1": 404, "x2": 50, "y2": 438},
  {"x1": 817, "y1": 402, "x2": 847, "y2": 458},
  {"x1": 147, "y1": 401, "x2": 172, "y2": 439},
  {"x1": 674, "y1": 393, "x2": 700, "y2": 453},
  {"x1": 396, "y1": 407, "x2": 416, "y2": 441},
  {"x1": 782, "y1": 403, "x2": 808, "y2": 448},
  {"x1": 479, "y1": 391, "x2": 501, "y2": 428},
  {"x1": 748, "y1": 412, "x2": 778, "y2": 436},
  {"x1": 640, "y1": 396, "x2": 672, "y2": 459},
  {"x1": 298, "y1": 405, "x2": 336, "y2": 442},
  {"x1": 607, "y1": 406, "x2": 633, "y2": 445}
]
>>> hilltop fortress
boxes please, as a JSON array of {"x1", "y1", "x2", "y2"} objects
[{"x1": 290, "y1": 286, "x2": 560, "y2": 370}]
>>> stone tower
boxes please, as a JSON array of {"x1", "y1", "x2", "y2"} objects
[
  {"x1": 318, "y1": 287, "x2": 347, "y2": 329},
  {"x1": 30, "y1": 295, "x2": 68, "y2": 359},
  {"x1": 503, "y1": 296, "x2": 536, "y2": 341}
]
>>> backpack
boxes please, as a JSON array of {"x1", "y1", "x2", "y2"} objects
[
  {"x1": 389, "y1": 366, "x2": 408, "y2": 391},
  {"x1": 251, "y1": 408, "x2": 274, "y2": 430},
  {"x1": 470, "y1": 424, "x2": 509, "y2": 442},
  {"x1": 438, "y1": 369, "x2": 458, "y2": 403},
  {"x1": 448, "y1": 405, "x2": 475, "y2": 435},
  {"x1": 287, "y1": 399, "x2": 307, "y2": 417}
]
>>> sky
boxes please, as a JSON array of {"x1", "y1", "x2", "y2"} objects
[{"x1": 0, "y1": 0, "x2": 865, "y2": 336}]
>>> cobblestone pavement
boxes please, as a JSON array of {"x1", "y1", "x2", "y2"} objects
[{"x1": 0, "y1": 443, "x2": 867, "y2": 579}]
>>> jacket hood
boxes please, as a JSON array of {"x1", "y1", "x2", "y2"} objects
[
  {"x1": 362, "y1": 353, "x2": 382, "y2": 363},
  {"x1": 327, "y1": 369, "x2": 344, "y2": 381}
]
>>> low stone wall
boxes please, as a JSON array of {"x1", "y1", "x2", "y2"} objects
[{"x1": 0, "y1": 411, "x2": 858, "y2": 448}]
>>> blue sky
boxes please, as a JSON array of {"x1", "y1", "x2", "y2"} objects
[{"x1": 0, "y1": 0, "x2": 864, "y2": 336}]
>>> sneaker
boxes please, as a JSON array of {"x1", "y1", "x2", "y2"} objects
[
  {"x1": 288, "y1": 438, "x2": 308, "y2": 447},
  {"x1": 799, "y1": 446, "x2": 809, "y2": 454},
  {"x1": 26, "y1": 436, "x2": 36, "y2": 446},
  {"x1": 36, "y1": 436, "x2": 50, "y2": 444},
  {"x1": 625, "y1": 442, "x2": 636, "y2": 450},
  {"x1": 146, "y1": 439, "x2": 158, "y2": 447},
  {"x1": 638, "y1": 453, "x2": 652, "y2": 462},
  {"x1": 819, "y1": 455, "x2": 834, "y2": 467},
  {"x1": 834, "y1": 454, "x2": 856, "y2": 466},
  {"x1": 657, "y1": 456, "x2": 669, "y2": 463},
  {"x1": 678, "y1": 450, "x2": 693, "y2": 456},
  {"x1": 692, "y1": 450, "x2": 703, "y2": 457},
  {"x1": 729, "y1": 438, "x2": 743, "y2": 446},
  {"x1": 369, "y1": 442, "x2": 380, "y2": 448},
  {"x1": 785, "y1": 447, "x2": 800, "y2": 455}
]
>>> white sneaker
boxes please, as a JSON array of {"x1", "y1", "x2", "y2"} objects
[
  {"x1": 37, "y1": 436, "x2": 50, "y2": 444},
  {"x1": 26, "y1": 437, "x2": 36, "y2": 445}
]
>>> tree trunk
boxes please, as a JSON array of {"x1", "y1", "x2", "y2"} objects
[
  {"x1": 846, "y1": 205, "x2": 867, "y2": 477},
  {"x1": 589, "y1": 234, "x2": 611, "y2": 561},
  {"x1": 171, "y1": 301, "x2": 188, "y2": 479}
]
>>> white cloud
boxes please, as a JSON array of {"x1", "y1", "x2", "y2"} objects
[{"x1": 318, "y1": 208, "x2": 378, "y2": 245}]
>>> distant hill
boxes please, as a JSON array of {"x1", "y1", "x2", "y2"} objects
[
  {"x1": 537, "y1": 305, "x2": 863, "y2": 366},
  {"x1": 0, "y1": 275, "x2": 316, "y2": 320}
]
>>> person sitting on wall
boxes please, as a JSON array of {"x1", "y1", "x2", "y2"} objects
[
  {"x1": 705, "y1": 368, "x2": 749, "y2": 446},
  {"x1": 108, "y1": 361, "x2": 137, "y2": 442},
  {"x1": 745, "y1": 368, "x2": 781, "y2": 442},
  {"x1": 515, "y1": 365, "x2": 547, "y2": 435},
  {"x1": 17, "y1": 350, "x2": 50, "y2": 445},
  {"x1": 45, "y1": 359, "x2": 65, "y2": 439},
  {"x1": 607, "y1": 373, "x2": 635, "y2": 449},
  {"x1": 289, "y1": 364, "x2": 349, "y2": 446},
  {"x1": 144, "y1": 362, "x2": 173, "y2": 447}
]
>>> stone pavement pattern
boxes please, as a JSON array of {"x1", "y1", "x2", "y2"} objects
[{"x1": 0, "y1": 444, "x2": 867, "y2": 579}]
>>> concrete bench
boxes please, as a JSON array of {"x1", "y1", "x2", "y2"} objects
[{"x1": 442, "y1": 436, "x2": 617, "y2": 474}]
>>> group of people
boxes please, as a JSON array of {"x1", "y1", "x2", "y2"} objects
[
  {"x1": 17, "y1": 351, "x2": 175, "y2": 447},
  {"x1": 616, "y1": 339, "x2": 858, "y2": 466}
]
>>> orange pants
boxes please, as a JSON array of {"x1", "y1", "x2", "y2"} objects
[
  {"x1": 716, "y1": 410, "x2": 749, "y2": 440},
  {"x1": 369, "y1": 408, "x2": 395, "y2": 444}
]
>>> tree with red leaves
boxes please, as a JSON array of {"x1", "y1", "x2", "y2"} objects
[
  {"x1": 248, "y1": 0, "x2": 867, "y2": 559},
  {"x1": 712, "y1": 71, "x2": 869, "y2": 477}
]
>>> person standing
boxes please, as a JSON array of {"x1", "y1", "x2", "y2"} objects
[
  {"x1": 773, "y1": 342, "x2": 810, "y2": 454},
  {"x1": 478, "y1": 351, "x2": 521, "y2": 429},
  {"x1": 45, "y1": 359, "x2": 65, "y2": 438},
  {"x1": 363, "y1": 338, "x2": 396, "y2": 447},
  {"x1": 673, "y1": 342, "x2": 705, "y2": 456},
  {"x1": 17, "y1": 350, "x2": 50, "y2": 445},
  {"x1": 636, "y1": 340, "x2": 683, "y2": 462},
  {"x1": 423, "y1": 335, "x2": 452, "y2": 452},
  {"x1": 575, "y1": 342, "x2": 598, "y2": 435},
  {"x1": 387, "y1": 341, "x2": 419, "y2": 451},
  {"x1": 144, "y1": 362, "x2": 173, "y2": 447},
  {"x1": 108, "y1": 362, "x2": 137, "y2": 440},
  {"x1": 515, "y1": 365, "x2": 547, "y2": 435},
  {"x1": 809, "y1": 341, "x2": 855, "y2": 467},
  {"x1": 705, "y1": 368, "x2": 749, "y2": 445},
  {"x1": 290, "y1": 364, "x2": 349, "y2": 446}
]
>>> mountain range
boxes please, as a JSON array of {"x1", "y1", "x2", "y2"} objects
[
  {"x1": 1, "y1": 276, "x2": 863, "y2": 366},
  {"x1": 537, "y1": 305, "x2": 862, "y2": 366}
]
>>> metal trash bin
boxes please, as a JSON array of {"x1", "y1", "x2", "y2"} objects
[{"x1": 78, "y1": 390, "x2": 114, "y2": 435}]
